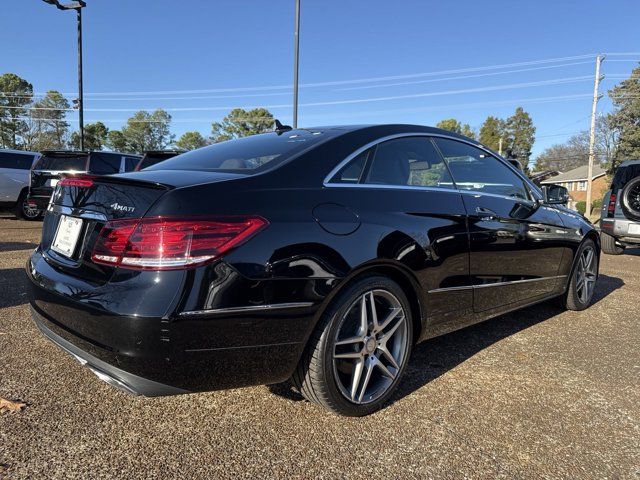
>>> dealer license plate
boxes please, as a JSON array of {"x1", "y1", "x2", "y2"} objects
[{"x1": 51, "y1": 215, "x2": 83, "y2": 258}]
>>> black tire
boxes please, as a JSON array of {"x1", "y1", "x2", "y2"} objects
[
  {"x1": 14, "y1": 191, "x2": 42, "y2": 221},
  {"x1": 292, "y1": 275, "x2": 414, "y2": 416},
  {"x1": 621, "y1": 176, "x2": 640, "y2": 221},
  {"x1": 600, "y1": 232, "x2": 624, "y2": 255},
  {"x1": 561, "y1": 239, "x2": 599, "y2": 311}
]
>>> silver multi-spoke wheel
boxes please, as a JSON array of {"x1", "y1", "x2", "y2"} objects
[
  {"x1": 22, "y1": 198, "x2": 41, "y2": 219},
  {"x1": 333, "y1": 289, "x2": 409, "y2": 405},
  {"x1": 575, "y1": 246, "x2": 597, "y2": 304}
]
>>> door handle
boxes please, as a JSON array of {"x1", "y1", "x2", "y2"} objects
[{"x1": 476, "y1": 206, "x2": 499, "y2": 221}]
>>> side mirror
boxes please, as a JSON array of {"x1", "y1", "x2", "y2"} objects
[{"x1": 541, "y1": 184, "x2": 569, "y2": 205}]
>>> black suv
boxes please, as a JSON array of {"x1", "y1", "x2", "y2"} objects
[
  {"x1": 134, "y1": 150, "x2": 185, "y2": 171},
  {"x1": 600, "y1": 160, "x2": 640, "y2": 254},
  {"x1": 29, "y1": 151, "x2": 141, "y2": 210}
]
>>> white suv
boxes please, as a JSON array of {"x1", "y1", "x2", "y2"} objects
[{"x1": 0, "y1": 149, "x2": 42, "y2": 220}]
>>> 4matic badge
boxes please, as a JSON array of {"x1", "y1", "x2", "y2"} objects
[{"x1": 110, "y1": 202, "x2": 135, "y2": 213}]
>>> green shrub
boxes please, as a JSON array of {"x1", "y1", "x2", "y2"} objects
[{"x1": 575, "y1": 199, "x2": 603, "y2": 215}]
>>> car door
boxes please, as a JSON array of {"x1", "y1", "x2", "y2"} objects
[
  {"x1": 0, "y1": 151, "x2": 33, "y2": 203},
  {"x1": 433, "y1": 137, "x2": 567, "y2": 313},
  {"x1": 354, "y1": 136, "x2": 472, "y2": 325}
]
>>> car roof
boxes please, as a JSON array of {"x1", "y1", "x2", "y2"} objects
[
  {"x1": 40, "y1": 150, "x2": 139, "y2": 157},
  {"x1": 304, "y1": 124, "x2": 476, "y2": 141},
  {"x1": 619, "y1": 159, "x2": 640, "y2": 168},
  {"x1": 0, "y1": 148, "x2": 40, "y2": 156}
]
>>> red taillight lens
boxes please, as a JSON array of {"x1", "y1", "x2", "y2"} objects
[
  {"x1": 91, "y1": 216, "x2": 268, "y2": 270},
  {"x1": 607, "y1": 193, "x2": 617, "y2": 217},
  {"x1": 60, "y1": 177, "x2": 94, "y2": 188}
]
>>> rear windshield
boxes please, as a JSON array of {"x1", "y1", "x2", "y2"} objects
[
  {"x1": 146, "y1": 130, "x2": 328, "y2": 173},
  {"x1": 36, "y1": 153, "x2": 88, "y2": 171}
]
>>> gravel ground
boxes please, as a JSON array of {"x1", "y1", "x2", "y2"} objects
[{"x1": 1, "y1": 215, "x2": 639, "y2": 479}]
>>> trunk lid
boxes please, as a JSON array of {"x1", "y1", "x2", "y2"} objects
[{"x1": 39, "y1": 170, "x2": 245, "y2": 283}]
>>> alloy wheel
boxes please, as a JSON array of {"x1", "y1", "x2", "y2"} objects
[
  {"x1": 332, "y1": 289, "x2": 409, "y2": 405},
  {"x1": 576, "y1": 246, "x2": 597, "y2": 304},
  {"x1": 22, "y1": 198, "x2": 40, "y2": 219}
]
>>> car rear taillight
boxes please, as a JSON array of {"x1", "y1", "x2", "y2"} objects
[
  {"x1": 607, "y1": 193, "x2": 617, "y2": 217},
  {"x1": 60, "y1": 177, "x2": 94, "y2": 188},
  {"x1": 91, "y1": 216, "x2": 268, "y2": 270}
]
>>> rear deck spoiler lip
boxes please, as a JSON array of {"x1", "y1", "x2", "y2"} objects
[{"x1": 59, "y1": 173, "x2": 173, "y2": 191}]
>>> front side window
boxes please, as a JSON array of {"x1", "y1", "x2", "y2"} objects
[
  {"x1": 364, "y1": 137, "x2": 454, "y2": 188},
  {"x1": 434, "y1": 138, "x2": 529, "y2": 200}
]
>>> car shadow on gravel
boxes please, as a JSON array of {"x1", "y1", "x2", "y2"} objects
[
  {"x1": 269, "y1": 274, "x2": 624, "y2": 406},
  {"x1": 0, "y1": 242, "x2": 36, "y2": 253},
  {"x1": 394, "y1": 273, "x2": 624, "y2": 403},
  {"x1": 0, "y1": 268, "x2": 29, "y2": 308}
]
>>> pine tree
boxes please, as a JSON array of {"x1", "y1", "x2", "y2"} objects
[{"x1": 608, "y1": 65, "x2": 640, "y2": 171}]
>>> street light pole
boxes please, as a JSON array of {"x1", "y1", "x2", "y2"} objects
[
  {"x1": 41, "y1": 0, "x2": 86, "y2": 150},
  {"x1": 76, "y1": 6, "x2": 84, "y2": 150},
  {"x1": 292, "y1": 0, "x2": 300, "y2": 128}
]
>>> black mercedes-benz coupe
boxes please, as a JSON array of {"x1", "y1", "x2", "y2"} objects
[{"x1": 27, "y1": 124, "x2": 600, "y2": 416}]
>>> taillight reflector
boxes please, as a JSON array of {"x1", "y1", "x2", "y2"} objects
[
  {"x1": 60, "y1": 177, "x2": 94, "y2": 188},
  {"x1": 607, "y1": 193, "x2": 617, "y2": 217},
  {"x1": 92, "y1": 216, "x2": 268, "y2": 270}
]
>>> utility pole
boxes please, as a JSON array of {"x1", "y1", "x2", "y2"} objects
[
  {"x1": 498, "y1": 137, "x2": 503, "y2": 156},
  {"x1": 292, "y1": 0, "x2": 301, "y2": 128},
  {"x1": 586, "y1": 54, "x2": 605, "y2": 218}
]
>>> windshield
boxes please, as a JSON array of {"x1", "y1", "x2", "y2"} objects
[
  {"x1": 146, "y1": 130, "x2": 328, "y2": 173},
  {"x1": 36, "y1": 153, "x2": 88, "y2": 171}
]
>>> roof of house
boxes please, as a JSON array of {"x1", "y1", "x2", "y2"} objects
[{"x1": 540, "y1": 164, "x2": 607, "y2": 184}]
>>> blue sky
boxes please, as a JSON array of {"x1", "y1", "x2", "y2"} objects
[{"x1": 2, "y1": 0, "x2": 639, "y2": 160}]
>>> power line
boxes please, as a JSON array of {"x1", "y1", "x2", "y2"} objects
[
  {"x1": 1, "y1": 75, "x2": 595, "y2": 113},
  {"x1": 336, "y1": 60, "x2": 595, "y2": 92},
  {"x1": 9, "y1": 93, "x2": 596, "y2": 124},
  {"x1": 0, "y1": 53, "x2": 602, "y2": 98}
]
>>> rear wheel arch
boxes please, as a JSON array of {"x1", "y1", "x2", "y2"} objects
[{"x1": 312, "y1": 261, "x2": 424, "y2": 346}]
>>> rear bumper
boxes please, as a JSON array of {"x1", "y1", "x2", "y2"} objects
[
  {"x1": 32, "y1": 306, "x2": 187, "y2": 396},
  {"x1": 27, "y1": 193, "x2": 52, "y2": 210},
  {"x1": 27, "y1": 253, "x2": 319, "y2": 395},
  {"x1": 601, "y1": 217, "x2": 640, "y2": 244}
]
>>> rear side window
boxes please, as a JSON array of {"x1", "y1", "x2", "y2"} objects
[
  {"x1": 146, "y1": 131, "x2": 328, "y2": 173},
  {"x1": 329, "y1": 149, "x2": 371, "y2": 184},
  {"x1": 0, "y1": 152, "x2": 36, "y2": 170},
  {"x1": 123, "y1": 156, "x2": 140, "y2": 172},
  {"x1": 365, "y1": 137, "x2": 454, "y2": 188},
  {"x1": 35, "y1": 154, "x2": 88, "y2": 171},
  {"x1": 89, "y1": 154, "x2": 121, "y2": 174},
  {"x1": 434, "y1": 138, "x2": 529, "y2": 200}
]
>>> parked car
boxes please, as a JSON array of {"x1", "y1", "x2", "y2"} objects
[
  {"x1": 26, "y1": 125, "x2": 600, "y2": 416},
  {"x1": 135, "y1": 150, "x2": 185, "y2": 171},
  {"x1": 600, "y1": 159, "x2": 640, "y2": 254},
  {"x1": 28, "y1": 150, "x2": 141, "y2": 210},
  {"x1": 0, "y1": 149, "x2": 43, "y2": 220}
]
